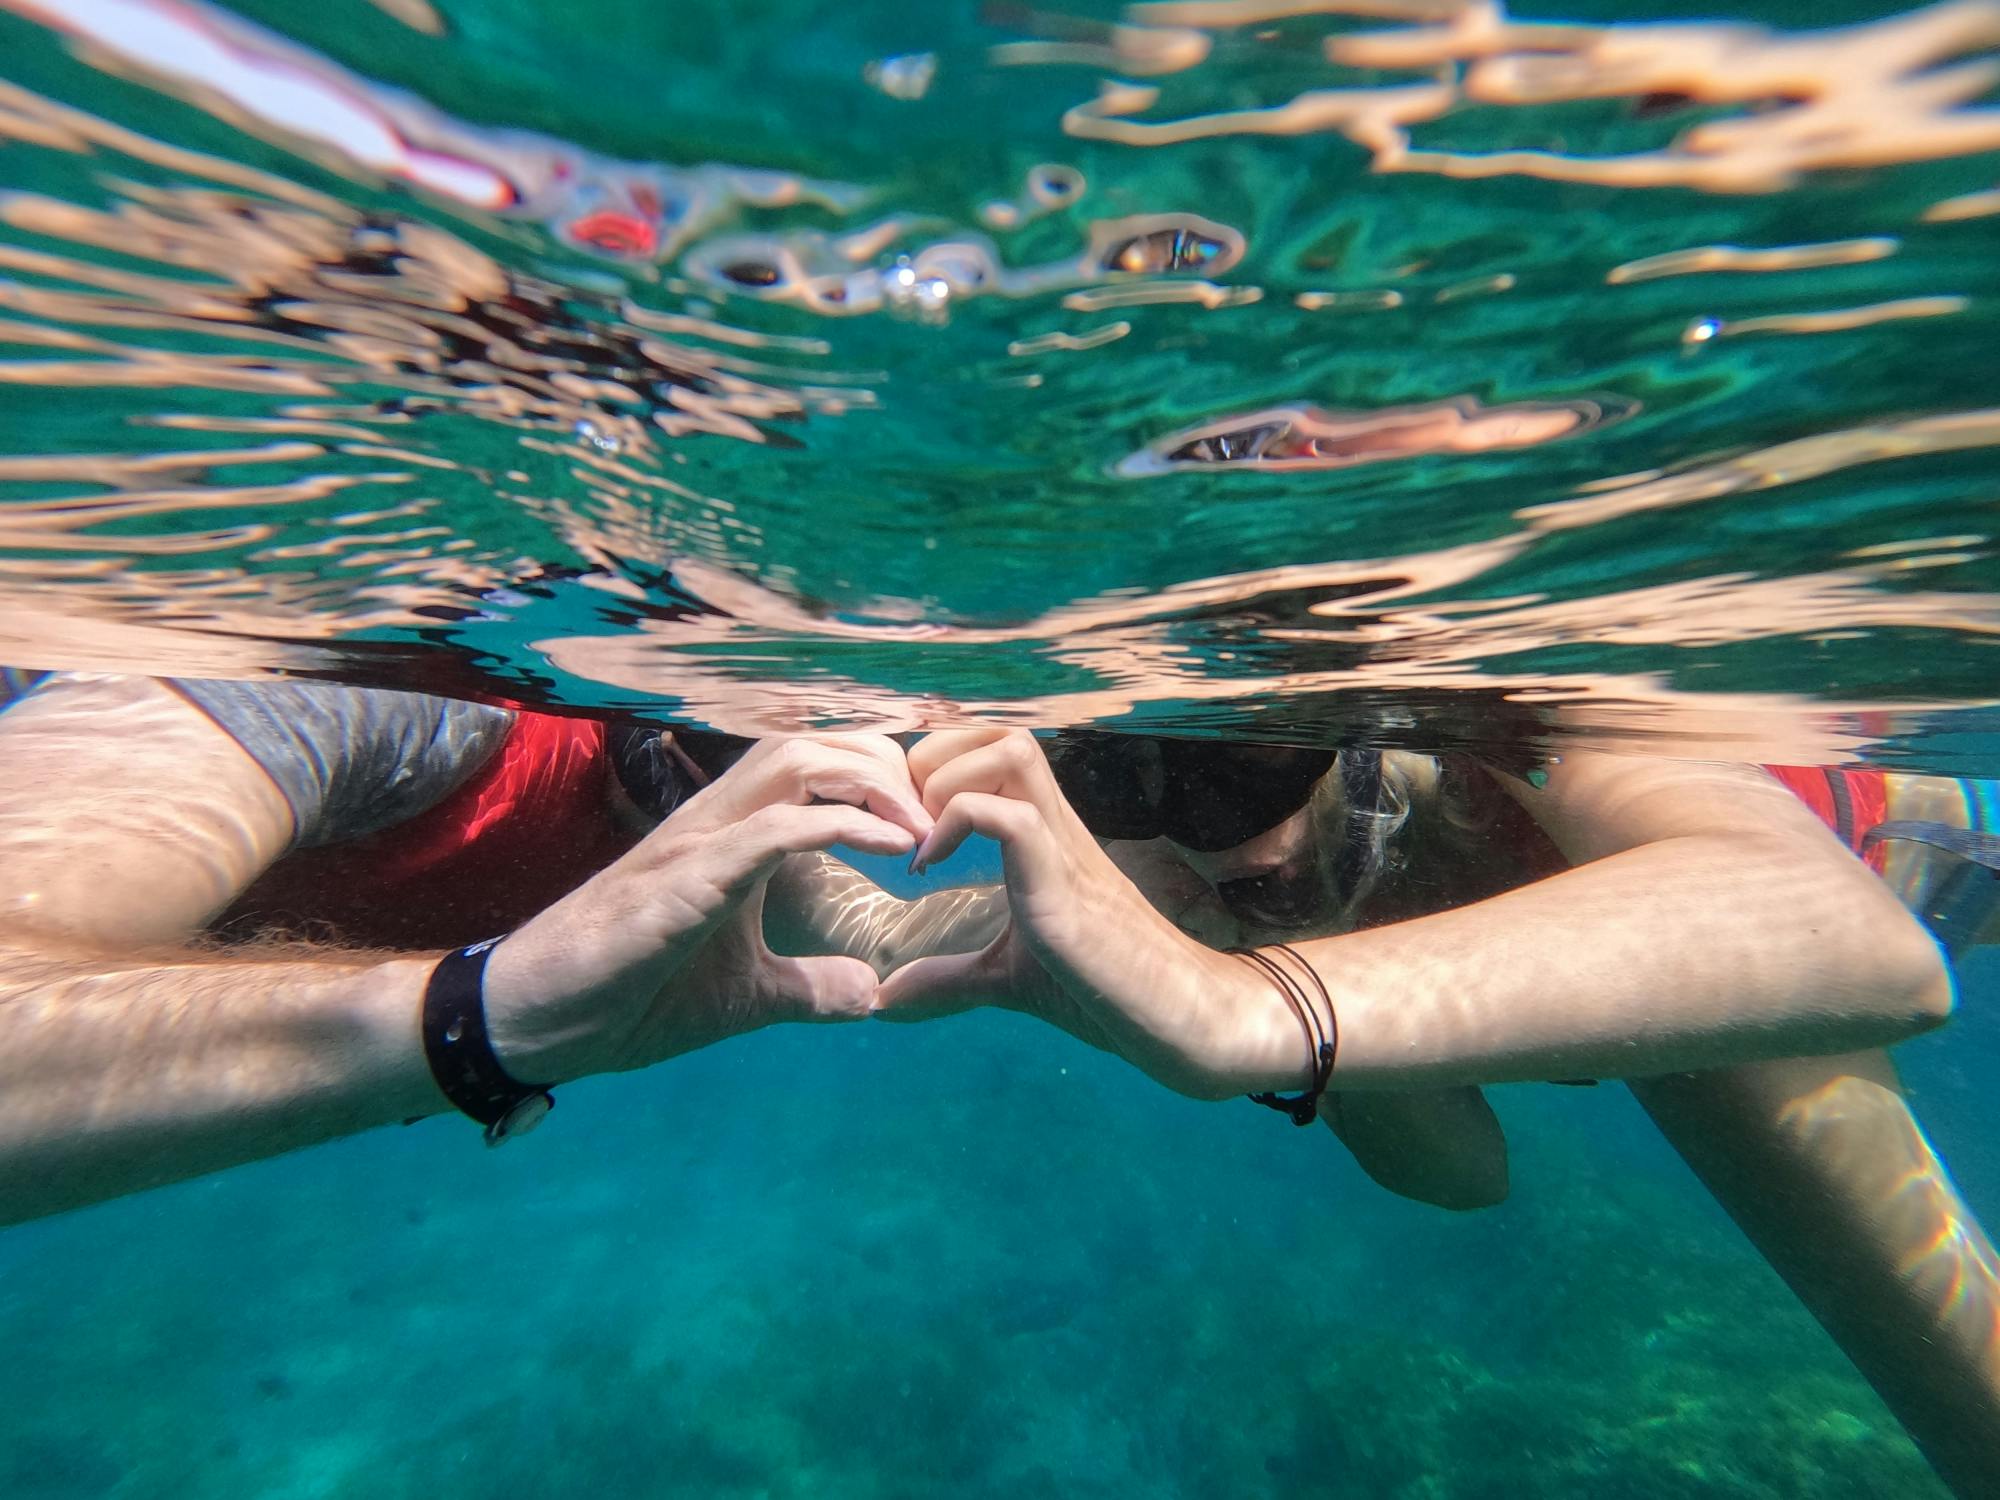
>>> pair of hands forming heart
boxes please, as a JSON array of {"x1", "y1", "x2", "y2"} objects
[{"x1": 482, "y1": 729, "x2": 1310, "y2": 1100}]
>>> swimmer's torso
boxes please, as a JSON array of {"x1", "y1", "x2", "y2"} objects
[{"x1": 175, "y1": 682, "x2": 635, "y2": 950}]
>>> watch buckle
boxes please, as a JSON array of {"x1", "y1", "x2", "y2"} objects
[{"x1": 483, "y1": 1091, "x2": 554, "y2": 1147}]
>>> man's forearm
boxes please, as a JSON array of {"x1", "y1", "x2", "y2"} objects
[
  {"x1": 1290, "y1": 833, "x2": 1955, "y2": 1088},
  {"x1": 0, "y1": 944, "x2": 446, "y2": 1225}
]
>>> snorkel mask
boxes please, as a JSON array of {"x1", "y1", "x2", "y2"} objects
[
  {"x1": 1045, "y1": 733, "x2": 1337, "y2": 852},
  {"x1": 607, "y1": 723, "x2": 755, "y2": 822},
  {"x1": 1046, "y1": 732, "x2": 1387, "y2": 929}
]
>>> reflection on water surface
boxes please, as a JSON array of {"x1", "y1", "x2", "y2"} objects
[
  {"x1": 2, "y1": 9, "x2": 2000, "y2": 1500},
  {"x1": 0, "y1": 0, "x2": 1996, "y2": 768}
]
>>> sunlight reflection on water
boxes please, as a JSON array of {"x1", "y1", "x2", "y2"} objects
[{"x1": 0, "y1": 0, "x2": 1996, "y2": 768}]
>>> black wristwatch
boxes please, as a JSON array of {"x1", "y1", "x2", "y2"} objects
[{"x1": 421, "y1": 938, "x2": 554, "y2": 1146}]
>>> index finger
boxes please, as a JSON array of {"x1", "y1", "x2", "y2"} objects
[
  {"x1": 811, "y1": 732, "x2": 915, "y2": 786},
  {"x1": 683, "y1": 736, "x2": 933, "y2": 842},
  {"x1": 906, "y1": 728, "x2": 1016, "y2": 792}
]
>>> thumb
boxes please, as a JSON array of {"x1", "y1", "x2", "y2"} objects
[
  {"x1": 763, "y1": 952, "x2": 879, "y2": 1024},
  {"x1": 872, "y1": 946, "x2": 1001, "y2": 1023}
]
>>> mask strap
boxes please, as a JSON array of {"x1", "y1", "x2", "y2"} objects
[{"x1": 1329, "y1": 750, "x2": 1385, "y2": 907}]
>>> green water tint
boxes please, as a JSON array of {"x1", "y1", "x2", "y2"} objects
[
  {"x1": 1, "y1": 1004, "x2": 1981, "y2": 1500},
  {"x1": 0, "y1": 0, "x2": 1996, "y2": 769},
  {"x1": 2, "y1": 8, "x2": 1998, "y2": 1496}
]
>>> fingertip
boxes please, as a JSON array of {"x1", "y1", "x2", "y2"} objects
[{"x1": 916, "y1": 816, "x2": 973, "y2": 872}]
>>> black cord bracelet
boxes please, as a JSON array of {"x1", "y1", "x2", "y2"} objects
[
  {"x1": 1235, "y1": 942, "x2": 1338, "y2": 1126},
  {"x1": 420, "y1": 938, "x2": 555, "y2": 1146}
]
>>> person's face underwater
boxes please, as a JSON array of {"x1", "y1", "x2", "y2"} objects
[
  {"x1": 1172, "y1": 802, "x2": 1330, "y2": 931},
  {"x1": 1042, "y1": 731, "x2": 1346, "y2": 932}
]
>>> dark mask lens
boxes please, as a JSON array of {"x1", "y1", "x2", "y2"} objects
[
  {"x1": 1159, "y1": 741, "x2": 1336, "y2": 852},
  {"x1": 608, "y1": 724, "x2": 686, "y2": 820},
  {"x1": 608, "y1": 724, "x2": 754, "y2": 821},
  {"x1": 1047, "y1": 733, "x2": 1337, "y2": 850},
  {"x1": 1046, "y1": 732, "x2": 1164, "y2": 841}
]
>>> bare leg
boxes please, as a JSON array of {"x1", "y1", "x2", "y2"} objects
[{"x1": 1632, "y1": 1050, "x2": 2000, "y2": 1500}]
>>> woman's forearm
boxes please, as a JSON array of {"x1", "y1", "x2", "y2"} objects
[
  {"x1": 1281, "y1": 832, "x2": 1954, "y2": 1089},
  {"x1": 0, "y1": 944, "x2": 445, "y2": 1225}
]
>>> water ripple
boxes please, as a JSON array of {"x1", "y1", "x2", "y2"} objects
[{"x1": 0, "y1": 0, "x2": 1994, "y2": 769}]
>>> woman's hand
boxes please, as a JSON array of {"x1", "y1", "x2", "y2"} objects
[
  {"x1": 483, "y1": 734, "x2": 932, "y2": 1083},
  {"x1": 873, "y1": 730, "x2": 1311, "y2": 1100}
]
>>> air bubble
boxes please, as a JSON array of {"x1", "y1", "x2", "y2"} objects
[{"x1": 573, "y1": 418, "x2": 623, "y2": 455}]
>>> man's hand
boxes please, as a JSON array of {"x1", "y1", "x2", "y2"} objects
[
  {"x1": 483, "y1": 734, "x2": 933, "y2": 1083},
  {"x1": 873, "y1": 730, "x2": 1309, "y2": 1100}
]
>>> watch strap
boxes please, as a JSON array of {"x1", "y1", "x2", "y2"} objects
[{"x1": 421, "y1": 938, "x2": 553, "y2": 1135}]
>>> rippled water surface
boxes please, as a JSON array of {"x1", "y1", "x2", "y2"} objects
[
  {"x1": 4, "y1": 8, "x2": 2000, "y2": 1500},
  {"x1": 0, "y1": 0, "x2": 1997, "y2": 765}
]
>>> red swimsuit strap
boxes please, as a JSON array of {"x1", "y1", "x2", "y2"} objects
[
  {"x1": 1764, "y1": 765, "x2": 1890, "y2": 867},
  {"x1": 369, "y1": 710, "x2": 610, "y2": 881},
  {"x1": 224, "y1": 708, "x2": 629, "y2": 951}
]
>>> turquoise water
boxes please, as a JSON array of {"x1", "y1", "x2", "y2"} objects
[
  {"x1": 0, "y1": 861, "x2": 1991, "y2": 1500},
  {"x1": 0, "y1": 0, "x2": 1996, "y2": 763},
  {"x1": 3, "y1": 1, "x2": 2000, "y2": 1496}
]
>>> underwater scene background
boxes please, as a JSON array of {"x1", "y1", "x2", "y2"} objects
[
  {"x1": 0, "y1": 845, "x2": 1993, "y2": 1500},
  {"x1": 3, "y1": 0, "x2": 2000, "y2": 1494}
]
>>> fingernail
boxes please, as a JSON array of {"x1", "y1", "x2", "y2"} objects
[{"x1": 907, "y1": 831, "x2": 935, "y2": 876}]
